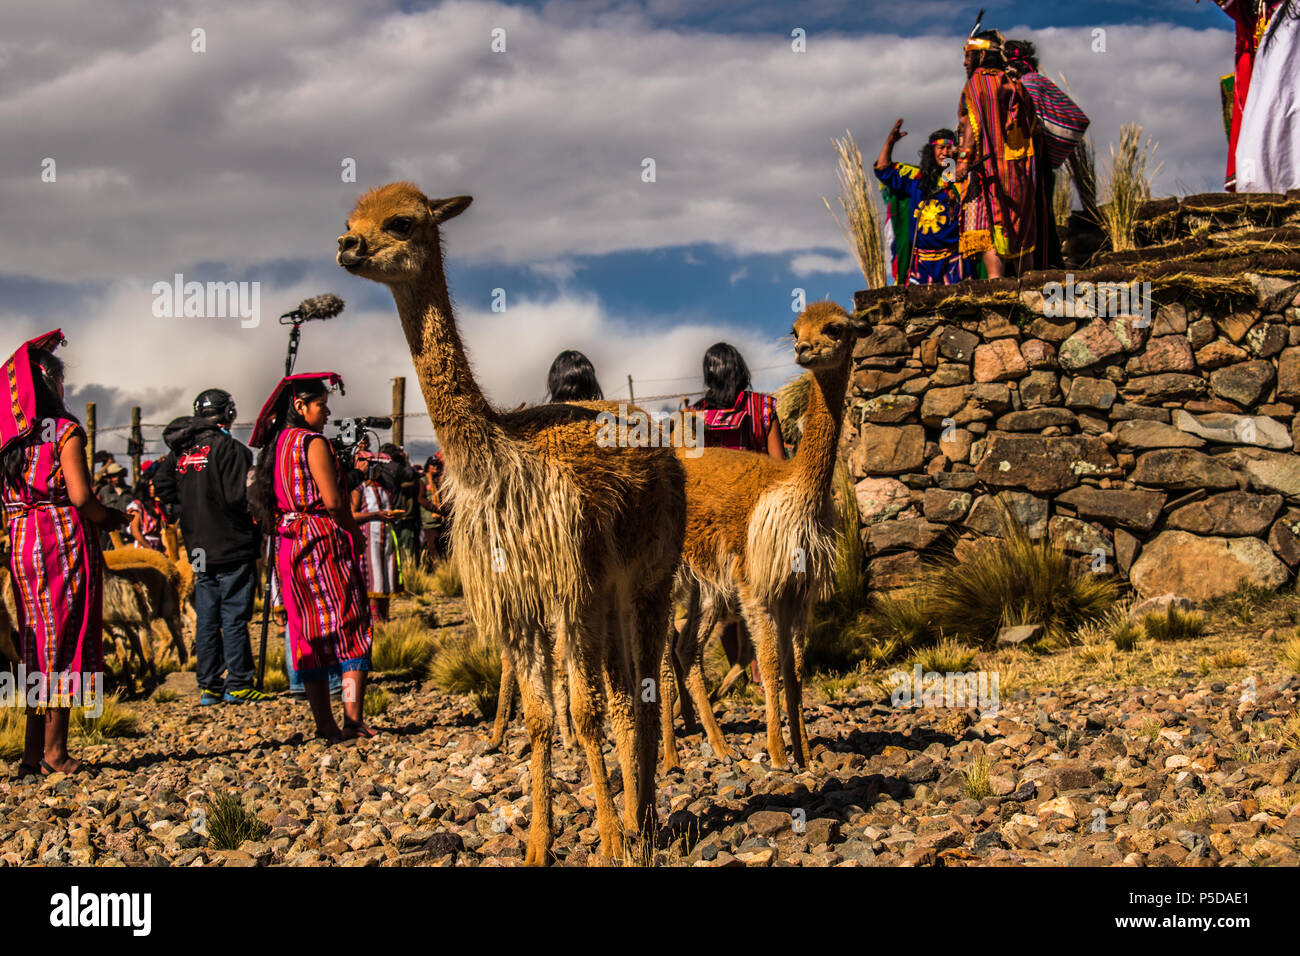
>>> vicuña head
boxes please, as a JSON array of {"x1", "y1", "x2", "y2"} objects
[
  {"x1": 792, "y1": 300, "x2": 854, "y2": 371},
  {"x1": 336, "y1": 181, "x2": 472, "y2": 282}
]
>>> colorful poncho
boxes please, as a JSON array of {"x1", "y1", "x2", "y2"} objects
[
  {"x1": 874, "y1": 163, "x2": 969, "y2": 285},
  {"x1": 957, "y1": 67, "x2": 1039, "y2": 263},
  {"x1": 1018, "y1": 71, "x2": 1089, "y2": 170}
]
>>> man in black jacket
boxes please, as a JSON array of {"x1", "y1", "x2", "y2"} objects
[{"x1": 154, "y1": 388, "x2": 271, "y2": 706}]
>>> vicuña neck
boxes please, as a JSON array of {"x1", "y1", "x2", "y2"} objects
[
  {"x1": 793, "y1": 352, "x2": 851, "y2": 498},
  {"x1": 390, "y1": 257, "x2": 499, "y2": 479}
]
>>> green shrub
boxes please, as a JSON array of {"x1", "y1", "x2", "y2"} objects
[{"x1": 205, "y1": 791, "x2": 270, "y2": 850}]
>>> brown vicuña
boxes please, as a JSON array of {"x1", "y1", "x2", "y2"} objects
[
  {"x1": 661, "y1": 300, "x2": 864, "y2": 770},
  {"x1": 337, "y1": 182, "x2": 686, "y2": 865}
]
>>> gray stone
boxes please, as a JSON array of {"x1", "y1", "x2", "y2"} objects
[
  {"x1": 1187, "y1": 317, "x2": 1216, "y2": 349},
  {"x1": 1128, "y1": 594, "x2": 1194, "y2": 619},
  {"x1": 973, "y1": 433, "x2": 1119, "y2": 494},
  {"x1": 1055, "y1": 486, "x2": 1167, "y2": 532},
  {"x1": 867, "y1": 519, "x2": 948, "y2": 553},
  {"x1": 995, "y1": 408, "x2": 1077, "y2": 431},
  {"x1": 996, "y1": 624, "x2": 1043, "y2": 646},
  {"x1": 1129, "y1": 450, "x2": 1239, "y2": 490},
  {"x1": 1020, "y1": 371, "x2": 1062, "y2": 408},
  {"x1": 854, "y1": 326, "x2": 910, "y2": 358},
  {"x1": 854, "y1": 477, "x2": 913, "y2": 525},
  {"x1": 1246, "y1": 323, "x2": 1288, "y2": 358},
  {"x1": 1121, "y1": 374, "x2": 1209, "y2": 405},
  {"x1": 1065, "y1": 377, "x2": 1118, "y2": 410},
  {"x1": 850, "y1": 425, "x2": 926, "y2": 476},
  {"x1": 1112, "y1": 420, "x2": 1205, "y2": 449},
  {"x1": 964, "y1": 491, "x2": 1048, "y2": 538},
  {"x1": 938, "y1": 327, "x2": 980, "y2": 362},
  {"x1": 1049, "y1": 515, "x2": 1113, "y2": 556},
  {"x1": 1277, "y1": 346, "x2": 1300, "y2": 401},
  {"x1": 1129, "y1": 531, "x2": 1288, "y2": 600},
  {"x1": 929, "y1": 363, "x2": 972, "y2": 387},
  {"x1": 1210, "y1": 360, "x2": 1275, "y2": 407},
  {"x1": 1222, "y1": 447, "x2": 1300, "y2": 497},
  {"x1": 922, "y1": 488, "x2": 973, "y2": 524},
  {"x1": 1268, "y1": 511, "x2": 1300, "y2": 568},
  {"x1": 1165, "y1": 492, "x2": 1283, "y2": 536},
  {"x1": 1171, "y1": 409, "x2": 1291, "y2": 450},
  {"x1": 1108, "y1": 404, "x2": 1170, "y2": 423},
  {"x1": 1059, "y1": 320, "x2": 1124, "y2": 370},
  {"x1": 1245, "y1": 273, "x2": 1300, "y2": 313},
  {"x1": 857, "y1": 394, "x2": 920, "y2": 424}
]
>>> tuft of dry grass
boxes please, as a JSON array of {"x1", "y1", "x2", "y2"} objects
[
  {"x1": 364, "y1": 686, "x2": 391, "y2": 718},
  {"x1": 205, "y1": 791, "x2": 270, "y2": 850},
  {"x1": 964, "y1": 754, "x2": 993, "y2": 801},
  {"x1": 869, "y1": 501, "x2": 1116, "y2": 650},
  {"x1": 1142, "y1": 606, "x2": 1206, "y2": 642},
  {"x1": 427, "y1": 632, "x2": 501, "y2": 720},
  {"x1": 909, "y1": 638, "x2": 977, "y2": 675},
  {"x1": 824, "y1": 130, "x2": 888, "y2": 289},
  {"x1": 71, "y1": 691, "x2": 138, "y2": 742},
  {"x1": 431, "y1": 560, "x2": 463, "y2": 598},
  {"x1": 371, "y1": 615, "x2": 437, "y2": 677},
  {"x1": 1280, "y1": 635, "x2": 1300, "y2": 674},
  {"x1": 1098, "y1": 123, "x2": 1162, "y2": 252},
  {"x1": 400, "y1": 550, "x2": 435, "y2": 598}
]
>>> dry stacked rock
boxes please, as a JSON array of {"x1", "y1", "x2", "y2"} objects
[{"x1": 845, "y1": 192, "x2": 1300, "y2": 601}]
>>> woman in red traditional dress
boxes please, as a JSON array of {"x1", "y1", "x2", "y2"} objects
[
  {"x1": 0, "y1": 331, "x2": 129, "y2": 777},
  {"x1": 248, "y1": 374, "x2": 375, "y2": 741}
]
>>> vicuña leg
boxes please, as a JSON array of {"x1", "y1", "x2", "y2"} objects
[
  {"x1": 567, "y1": 611, "x2": 623, "y2": 859},
  {"x1": 778, "y1": 608, "x2": 808, "y2": 768},
  {"x1": 602, "y1": 597, "x2": 641, "y2": 836},
  {"x1": 632, "y1": 586, "x2": 669, "y2": 845},
  {"x1": 739, "y1": 585, "x2": 787, "y2": 768},
  {"x1": 515, "y1": 636, "x2": 555, "y2": 866},
  {"x1": 487, "y1": 646, "x2": 515, "y2": 752},
  {"x1": 680, "y1": 592, "x2": 734, "y2": 761}
]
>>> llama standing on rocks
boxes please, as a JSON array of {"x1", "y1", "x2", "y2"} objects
[
  {"x1": 338, "y1": 182, "x2": 685, "y2": 864},
  {"x1": 662, "y1": 301, "x2": 863, "y2": 770}
]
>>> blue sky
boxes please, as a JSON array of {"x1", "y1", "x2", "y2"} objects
[{"x1": 0, "y1": 0, "x2": 1240, "y2": 459}]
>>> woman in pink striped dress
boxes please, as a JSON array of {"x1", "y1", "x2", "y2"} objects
[
  {"x1": 1, "y1": 331, "x2": 129, "y2": 777},
  {"x1": 249, "y1": 374, "x2": 375, "y2": 741}
]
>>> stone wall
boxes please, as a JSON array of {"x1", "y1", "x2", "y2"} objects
[{"x1": 843, "y1": 196, "x2": 1300, "y2": 601}]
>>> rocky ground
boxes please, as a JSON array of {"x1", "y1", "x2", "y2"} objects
[{"x1": 1, "y1": 594, "x2": 1298, "y2": 868}]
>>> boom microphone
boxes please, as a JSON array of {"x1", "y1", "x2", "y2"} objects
[{"x1": 280, "y1": 293, "x2": 345, "y2": 324}]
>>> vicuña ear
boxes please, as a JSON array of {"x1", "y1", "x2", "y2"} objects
[{"x1": 428, "y1": 195, "x2": 473, "y2": 224}]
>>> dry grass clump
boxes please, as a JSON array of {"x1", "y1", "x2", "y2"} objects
[
  {"x1": 431, "y1": 560, "x2": 463, "y2": 598},
  {"x1": 908, "y1": 638, "x2": 977, "y2": 675},
  {"x1": 868, "y1": 503, "x2": 1115, "y2": 650},
  {"x1": 1098, "y1": 123, "x2": 1162, "y2": 252},
  {"x1": 964, "y1": 754, "x2": 993, "y2": 801},
  {"x1": 400, "y1": 550, "x2": 434, "y2": 597},
  {"x1": 1280, "y1": 635, "x2": 1300, "y2": 674},
  {"x1": 1141, "y1": 606, "x2": 1206, "y2": 642},
  {"x1": 364, "y1": 686, "x2": 391, "y2": 718},
  {"x1": 824, "y1": 130, "x2": 888, "y2": 289},
  {"x1": 71, "y1": 692, "x2": 138, "y2": 742},
  {"x1": 371, "y1": 614, "x2": 437, "y2": 677},
  {"x1": 427, "y1": 631, "x2": 501, "y2": 719},
  {"x1": 204, "y1": 791, "x2": 270, "y2": 850}
]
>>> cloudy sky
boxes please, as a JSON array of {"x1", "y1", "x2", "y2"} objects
[{"x1": 0, "y1": 0, "x2": 1241, "y2": 461}]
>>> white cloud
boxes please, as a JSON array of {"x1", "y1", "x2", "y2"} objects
[
  {"x1": 0, "y1": 3, "x2": 1234, "y2": 284},
  {"x1": 790, "y1": 252, "x2": 858, "y2": 275}
]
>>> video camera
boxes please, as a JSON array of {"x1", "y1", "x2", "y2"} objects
[{"x1": 330, "y1": 416, "x2": 393, "y2": 473}]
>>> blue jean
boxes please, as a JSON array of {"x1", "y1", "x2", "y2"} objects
[
  {"x1": 194, "y1": 560, "x2": 257, "y2": 694},
  {"x1": 286, "y1": 629, "x2": 342, "y2": 696}
]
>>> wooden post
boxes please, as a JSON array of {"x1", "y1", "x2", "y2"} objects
[
  {"x1": 85, "y1": 402, "x2": 96, "y2": 471},
  {"x1": 392, "y1": 376, "x2": 405, "y2": 447},
  {"x1": 130, "y1": 406, "x2": 142, "y2": 485},
  {"x1": 627, "y1": 374, "x2": 635, "y2": 405}
]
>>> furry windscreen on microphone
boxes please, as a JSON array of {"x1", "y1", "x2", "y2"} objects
[{"x1": 297, "y1": 293, "x2": 345, "y2": 321}]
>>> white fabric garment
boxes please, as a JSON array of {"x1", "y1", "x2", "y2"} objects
[
  {"x1": 358, "y1": 480, "x2": 397, "y2": 597},
  {"x1": 1236, "y1": 7, "x2": 1300, "y2": 192}
]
